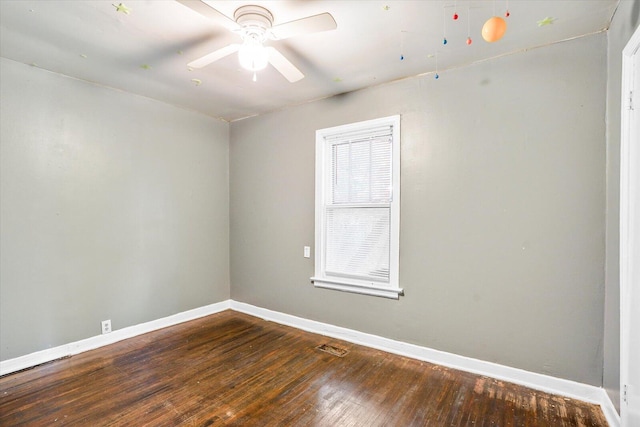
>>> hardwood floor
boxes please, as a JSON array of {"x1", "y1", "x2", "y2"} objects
[{"x1": 0, "y1": 310, "x2": 608, "y2": 426}]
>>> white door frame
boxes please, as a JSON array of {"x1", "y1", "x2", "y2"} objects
[{"x1": 620, "y1": 23, "x2": 640, "y2": 427}]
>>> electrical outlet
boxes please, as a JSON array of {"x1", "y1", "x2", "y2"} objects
[
  {"x1": 304, "y1": 246, "x2": 311, "y2": 258},
  {"x1": 101, "y1": 319, "x2": 112, "y2": 334}
]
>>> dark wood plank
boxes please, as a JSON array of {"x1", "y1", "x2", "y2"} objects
[{"x1": 0, "y1": 310, "x2": 608, "y2": 426}]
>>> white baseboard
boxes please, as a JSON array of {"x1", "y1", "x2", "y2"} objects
[
  {"x1": 0, "y1": 300, "x2": 230, "y2": 376},
  {"x1": 230, "y1": 300, "x2": 620, "y2": 427},
  {"x1": 0, "y1": 298, "x2": 620, "y2": 427}
]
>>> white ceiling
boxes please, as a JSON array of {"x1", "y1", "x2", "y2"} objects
[{"x1": 0, "y1": 0, "x2": 620, "y2": 121}]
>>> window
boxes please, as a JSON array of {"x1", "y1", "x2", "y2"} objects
[{"x1": 312, "y1": 115, "x2": 402, "y2": 299}]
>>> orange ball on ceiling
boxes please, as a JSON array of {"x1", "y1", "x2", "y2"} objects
[{"x1": 482, "y1": 16, "x2": 507, "y2": 42}]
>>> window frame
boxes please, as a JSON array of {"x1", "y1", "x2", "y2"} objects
[{"x1": 311, "y1": 115, "x2": 402, "y2": 299}]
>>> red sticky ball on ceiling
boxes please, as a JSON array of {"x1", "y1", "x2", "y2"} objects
[
  {"x1": 453, "y1": 12, "x2": 459, "y2": 20},
  {"x1": 482, "y1": 16, "x2": 507, "y2": 42}
]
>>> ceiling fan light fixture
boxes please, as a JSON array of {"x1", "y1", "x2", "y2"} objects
[
  {"x1": 234, "y1": 5, "x2": 272, "y2": 72},
  {"x1": 238, "y1": 37, "x2": 269, "y2": 71}
]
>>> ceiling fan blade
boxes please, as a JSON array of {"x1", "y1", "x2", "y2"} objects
[
  {"x1": 188, "y1": 44, "x2": 240, "y2": 69},
  {"x1": 176, "y1": 0, "x2": 241, "y2": 32},
  {"x1": 269, "y1": 13, "x2": 337, "y2": 40},
  {"x1": 266, "y1": 47, "x2": 304, "y2": 83}
]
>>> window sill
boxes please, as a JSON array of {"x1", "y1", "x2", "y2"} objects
[{"x1": 310, "y1": 277, "x2": 403, "y2": 299}]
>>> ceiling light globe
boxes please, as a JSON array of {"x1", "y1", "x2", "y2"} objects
[{"x1": 239, "y1": 40, "x2": 269, "y2": 71}]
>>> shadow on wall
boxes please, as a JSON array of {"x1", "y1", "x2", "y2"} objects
[{"x1": 632, "y1": 0, "x2": 640, "y2": 31}]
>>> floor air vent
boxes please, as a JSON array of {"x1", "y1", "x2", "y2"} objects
[{"x1": 316, "y1": 344, "x2": 348, "y2": 357}]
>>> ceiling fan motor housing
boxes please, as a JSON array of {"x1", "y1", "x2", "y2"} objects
[{"x1": 234, "y1": 5, "x2": 274, "y2": 40}]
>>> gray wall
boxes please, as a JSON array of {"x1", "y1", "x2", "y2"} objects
[
  {"x1": 604, "y1": 0, "x2": 640, "y2": 412},
  {"x1": 0, "y1": 58, "x2": 230, "y2": 361},
  {"x1": 230, "y1": 34, "x2": 607, "y2": 386}
]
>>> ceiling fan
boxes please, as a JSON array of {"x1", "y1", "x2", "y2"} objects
[{"x1": 177, "y1": 1, "x2": 337, "y2": 82}]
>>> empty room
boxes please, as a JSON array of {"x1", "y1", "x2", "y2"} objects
[{"x1": 1, "y1": 0, "x2": 639, "y2": 426}]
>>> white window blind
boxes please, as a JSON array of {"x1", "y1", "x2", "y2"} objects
[
  {"x1": 326, "y1": 128, "x2": 392, "y2": 282},
  {"x1": 313, "y1": 116, "x2": 402, "y2": 299},
  {"x1": 325, "y1": 206, "x2": 390, "y2": 281},
  {"x1": 330, "y1": 131, "x2": 392, "y2": 205}
]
